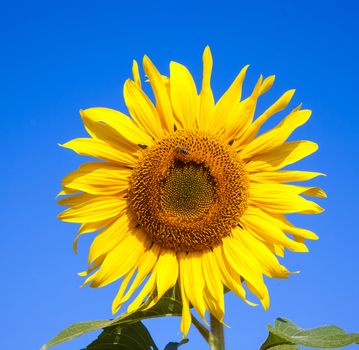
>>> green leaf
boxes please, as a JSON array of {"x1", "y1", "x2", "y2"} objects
[
  {"x1": 85, "y1": 321, "x2": 158, "y2": 350},
  {"x1": 260, "y1": 317, "x2": 359, "y2": 349},
  {"x1": 163, "y1": 338, "x2": 189, "y2": 350},
  {"x1": 260, "y1": 331, "x2": 299, "y2": 350},
  {"x1": 43, "y1": 287, "x2": 182, "y2": 349},
  {"x1": 267, "y1": 346, "x2": 299, "y2": 350},
  {"x1": 41, "y1": 320, "x2": 114, "y2": 350}
]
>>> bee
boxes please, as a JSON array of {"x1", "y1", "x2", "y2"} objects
[
  {"x1": 174, "y1": 147, "x2": 190, "y2": 161},
  {"x1": 175, "y1": 146, "x2": 189, "y2": 156}
]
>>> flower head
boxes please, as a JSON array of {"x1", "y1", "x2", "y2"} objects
[{"x1": 58, "y1": 47, "x2": 325, "y2": 336}]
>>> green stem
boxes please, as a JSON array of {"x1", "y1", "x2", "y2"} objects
[
  {"x1": 209, "y1": 314, "x2": 225, "y2": 350},
  {"x1": 191, "y1": 313, "x2": 210, "y2": 343}
]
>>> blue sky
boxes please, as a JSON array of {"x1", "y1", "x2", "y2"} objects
[{"x1": 1, "y1": 1, "x2": 358, "y2": 349}]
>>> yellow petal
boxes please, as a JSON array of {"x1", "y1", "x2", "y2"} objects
[
  {"x1": 88, "y1": 213, "x2": 135, "y2": 265},
  {"x1": 222, "y1": 236, "x2": 265, "y2": 289},
  {"x1": 143, "y1": 55, "x2": 175, "y2": 133},
  {"x1": 249, "y1": 183, "x2": 324, "y2": 215},
  {"x1": 81, "y1": 107, "x2": 153, "y2": 146},
  {"x1": 301, "y1": 186, "x2": 327, "y2": 198},
  {"x1": 240, "y1": 109, "x2": 312, "y2": 159},
  {"x1": 198, "y1": 46, "x2": 215, "y2": 131},
  {"x1": 249, "y1": 170, "x2": 325, "y2": 183},
  {"x1": 57, "y1": 187, "x2": 78, "y2": 196},
  {"x1": 58, "y1": 196, "x2": 126, "y2": 223},
  {"x1": 240, "y1": 89, "x2": 295, "y2": 145},
  {"x1": 78, "y1": 255, "x2": 105, "y2": 277},
  {"x1": 73, "y1": 218, "x2": 114, "y2": 253},
  {"x1": 221, "y1": 99, "x2": 252, "y2": 142},
  {"x1": 80, "y1": 110, "x2": 139, "y2": 154},
  {"x1": 61, "y1": 138, "x2": 137, "y2": 166},
  {"x1": 123, "y1": 79, "x2": 163, "y2": 139},
  {"x1": 202, "y1": 250, "x2": 225, "y2": 321},
  {"x1": 178, "y1": 252, "x2": 207, "y2": 322},
  {"x1": 179, "y1": 267, "x2": 192, "y2": 337},
  {"x1": 271, "y1": 214, "x2": 319, "y2": 240},
  {"x1": 255, "y1": 89, "x2": 296, "y2": 127},
  {"x1": 246, "y1": 280, "x2": 270, "y2": 310},
  {"x1": 112, "y1": 244, "x2": 160, "y2": 313},
  {"x1": 259, "y1": 75, "x2": 275, "y2": 95},
  {"x1": 112, "y1": 267, "x2": 137, "y2": 312},
  {"x1": 250, "y1": 183, "x2": 327, "y2": 198},
  {"x1": 88, "y1": 229, "x2": 149, "y2": 288},
  {"x1": 213, "y1": 65, "x2": 249, "y2": 132},
  {"x1": 246, "y1": 140, "x2": 318, "y2": 172},
  {"x1": 213, "y1": 245, "x2": 255, "y2": 305},
  {"x1": 241, "y1": 207, "x2": 309, "y2": 251},
  {"x1": 132, "y1": 60, "x2": 141, "y2": 89},
  {"x1": 127, "y1": 270, "x2": 157, "y2": 313},
  {"x1": 273, "y1": 244, "x2": 285, "y2": 257},
  {"x1": 62, "y1": 162, "x2": 131, "y2": 195},
  {"x1": 155, "y1": 249, "x2": 179, "y2": 300},
  {"x1": 57, "y1": 192, "x2": 95, "y2": 207},
  {"x1": 170, "y1": 61, "x2": 199, "y2": 129},
  {"x1": 78, "y1": 218, "x2": 114, "y2": 235},
  {"x1": 233, "y1": 227, "x2": 290, "y2": 278},
  {"x1": 223, "y1": 75, "x2": 263, "y2": 143},
  {"x1": 220, "y1": 241, "x2": 266, "y2": 306}
]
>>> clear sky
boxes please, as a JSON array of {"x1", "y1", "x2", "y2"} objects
[{"x1": 1, "y1": 1, "x2": 358, "y2": 349}]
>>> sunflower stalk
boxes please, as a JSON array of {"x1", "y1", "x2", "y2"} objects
[
  {"x1": 209, "y1": 314, "x2": 225, "y2": 350},
  {"x1": 191, "y1": 313, "x2": 211, "y2": 343}
]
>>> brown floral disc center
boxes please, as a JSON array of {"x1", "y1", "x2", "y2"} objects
[
  {"x1": 128, "y1": 130, "x2": 249, "y2": 252},
  {"x1": 161, "y1": 160, "x2": 216, "y2": 220}
]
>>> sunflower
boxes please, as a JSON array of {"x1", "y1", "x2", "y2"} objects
[{"x1": 58, "y1": 47, "x2": 325, "y2": 336}]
